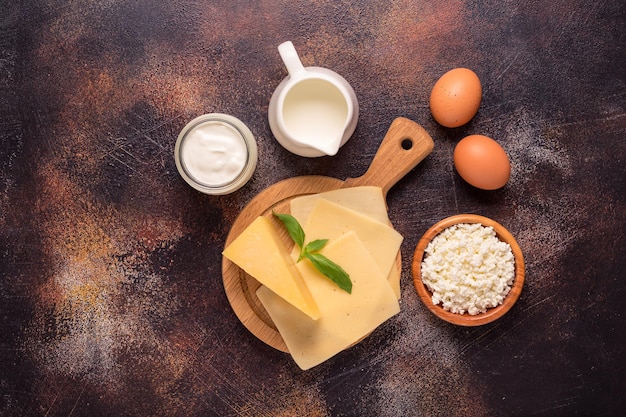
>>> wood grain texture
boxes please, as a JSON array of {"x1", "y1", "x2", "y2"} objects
[{"x1": 222, "y1": 117, "x2": 434, "y2": 351}]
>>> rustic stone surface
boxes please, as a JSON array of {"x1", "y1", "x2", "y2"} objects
[{"x1": 1, "y1": 0, "x2": 625, "y2": 415}]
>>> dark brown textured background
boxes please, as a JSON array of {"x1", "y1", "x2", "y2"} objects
[{"x1": 1, "y1": 0, "x2": 625, "y2": 416}]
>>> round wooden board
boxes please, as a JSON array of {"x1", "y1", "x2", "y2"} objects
[{"x1": 221, "y1": 117, "x2": 435, "y2": 352}]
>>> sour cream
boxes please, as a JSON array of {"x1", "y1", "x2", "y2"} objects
[{"x1": 175, "y1": 114, "x2": 257, "y2": 195}]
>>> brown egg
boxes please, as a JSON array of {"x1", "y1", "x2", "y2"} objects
[
  {"x1": 453, "y1": 135, "x2": 511, "y2": 190},
  {"x1": 430, "y1": 68, "x2": 482, "y2": 128}
]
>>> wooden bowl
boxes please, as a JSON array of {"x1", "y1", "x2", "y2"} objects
[{"x1": 411, "y1": 214, "x2": 525, "y2": 326}]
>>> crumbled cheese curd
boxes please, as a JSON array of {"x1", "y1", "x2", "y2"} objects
[{"x1": 421, "y1": 223, "x2": 515, "y2": 315}]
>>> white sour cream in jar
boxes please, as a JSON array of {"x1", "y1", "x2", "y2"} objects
[{"x1": 180, "y1": 121, "x2": 247, "y2": 186}]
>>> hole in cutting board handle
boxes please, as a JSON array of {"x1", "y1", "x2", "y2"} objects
[{"x1": 401, "y1": 138, "x2": 413, "y2": 150}]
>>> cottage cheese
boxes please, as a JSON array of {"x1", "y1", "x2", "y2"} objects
[{"x1": 420, "y1": 223, "x2": 515, "y2": 315}]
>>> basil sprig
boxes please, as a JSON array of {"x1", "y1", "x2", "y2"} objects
[{"x1": 273, "y1": 212, "x2": 352, "y2": 294}]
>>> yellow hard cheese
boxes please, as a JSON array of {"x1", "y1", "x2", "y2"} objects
[
  {"x1": 302, "y1": 199, "x2": 403, "y2": 281},
  {"x1": 222, "y1": 216, "x2": 320, "y2": 320},
  {"x1": 290, "y1": 189, "x2": 402, "y2": 298},
  {"x1": 290, "y1": 186, "x2": 390, "y2": 226},
  {"x1": 257, "y1": 231, "x2": 400, "y2": 370}
]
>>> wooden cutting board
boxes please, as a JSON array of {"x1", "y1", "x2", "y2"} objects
[{"x1": 221, "y1": 117, "x2": 435, "y2": 352}]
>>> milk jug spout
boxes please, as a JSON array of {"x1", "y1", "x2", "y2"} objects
[{"x1": 289, "y1": 125, "x2": 347, "y2": 156}]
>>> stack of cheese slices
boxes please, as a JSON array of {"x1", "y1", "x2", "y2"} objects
[{"x1": 223, "y1": 186, "x2": 403, "y2": 370}]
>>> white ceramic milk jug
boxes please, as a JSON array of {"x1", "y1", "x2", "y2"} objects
[{"x1": 268, "y1": 41, "x2": 359, "y2": 157}]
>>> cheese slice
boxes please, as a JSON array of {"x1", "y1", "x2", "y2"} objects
[
  {"x1": 386, "y1": 259, "x2": 401, "y2": 299},
  {"x1": 290, "y1": 186, "x2": 390, "y2": 225},
  {"x1": 301, "y1": 199, "x2": 403, "y2": 281},
  {"x1": 257, "y1": 231, "x2": 400, "y2": 370},
  {"x1": 222, "y1": 216, "x2": 320, "y2": 320},
  {"x1": 290, "y1": 188, "x2": 402, "y2": 299}
]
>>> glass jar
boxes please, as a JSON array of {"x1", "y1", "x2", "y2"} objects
[{"x1": 175, "y1": 113, "x2": 257, "y2": 195}]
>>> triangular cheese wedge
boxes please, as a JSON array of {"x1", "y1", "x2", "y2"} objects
[{"x1": 223, "y1": 216, "x2": 320, "y2": 320}]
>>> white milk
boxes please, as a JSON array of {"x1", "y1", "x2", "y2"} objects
[
  {"x1": 180, "y1": 121, "x2": 247, "y2": 186},
  {"x1": 281, "y1": 79, "x2": 349, "y2": 147}
]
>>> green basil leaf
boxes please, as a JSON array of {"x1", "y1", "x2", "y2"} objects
[
  {"x1": 272, "y1": 211, "x2": 353, "y2": 295},
  {"x1": 304, "y1": 239, "x2": 328, "y2": 253},
  {"x1": 304, "y1": 252, "x2": 352, "y2": 294},
  {"x1": 272, "y1": 212, "x2": 305, "y2": 249},
  {"x1": 299, "y1": 239, "x2": 329, "y2": 262}
]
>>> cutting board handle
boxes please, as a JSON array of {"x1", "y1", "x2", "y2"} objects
[{"x1": 343, "y1": 117, "x2": 435, "y2": 197}]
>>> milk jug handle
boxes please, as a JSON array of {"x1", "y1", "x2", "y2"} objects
[{"x1": 278, "y1": 41, "x2": 306, "y2": 76}]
